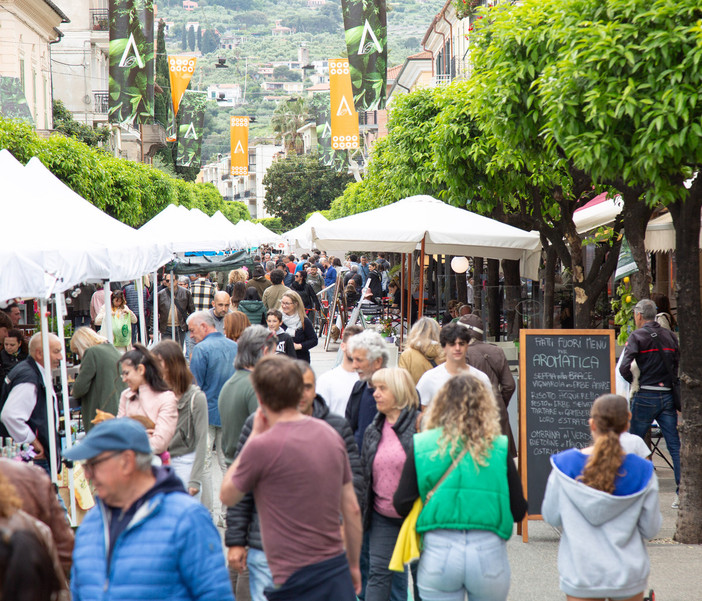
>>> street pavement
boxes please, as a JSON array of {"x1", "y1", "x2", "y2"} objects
[{"x1": 309, "y1": 342, "x2": 702, "y2": 601}]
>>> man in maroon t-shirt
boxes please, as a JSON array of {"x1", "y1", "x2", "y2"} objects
[{"x1": 220, "y1": 355, "x2": 362, "y2": 600}]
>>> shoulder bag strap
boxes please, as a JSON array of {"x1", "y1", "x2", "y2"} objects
[{"x1": 425, "y1": 446, "x2": 470, "y2": 504}]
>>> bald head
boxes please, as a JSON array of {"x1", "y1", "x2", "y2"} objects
[{"x1": 213, "y1": 291, "x2": 231, "y2": 318}]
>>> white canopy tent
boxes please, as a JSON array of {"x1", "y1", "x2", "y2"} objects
[
  {"x1": 645, "y1": 211, "x2": 702, "y2": 252},
  {"x1": 573, "y1": 193, "x2": 623, "y2": 234},
  {"x1": 284, "y1": 212, "x2": 329, "y2": 252},
  {"x1": 139, "y1": 204, "x2": 231, "y2": 253},
  {"x1": 253, "y1": 222, "x2": 285, "y2": 246},
  {"x1": 0, "y1": 149, "x2": 173, "y2": 521},
  {"x1": 312, "y1": 195, "x2": 542, "y2": 278},
  {"x1": 210, "y1": 211, "x2": 249, "y2": 249}
]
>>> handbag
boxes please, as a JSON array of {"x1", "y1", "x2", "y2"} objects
[
  {"x1": 388, "y1": 446, "x2": 469, "y2": 572},
  {"x1": 649, "y1": 330, "x2": 681, "y2": 412}
]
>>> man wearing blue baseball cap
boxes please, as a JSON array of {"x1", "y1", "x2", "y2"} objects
[{"x1": 67, "y1": 418, "x2": 234, "y2": 601}]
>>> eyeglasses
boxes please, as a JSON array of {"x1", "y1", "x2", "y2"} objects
[
  {"x1": 280, "y1": 301, "x2": 293, "y2": 306},
  {"x1": 82, "y1": 451, "x2": 122, "y2": 476}
]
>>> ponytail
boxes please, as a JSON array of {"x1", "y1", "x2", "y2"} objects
[{"x1": 577, "y1": 394, "x2": 629, "y2": 493}]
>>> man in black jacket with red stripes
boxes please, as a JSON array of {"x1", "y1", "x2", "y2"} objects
[{"x1": 619, "y1": 298, "x2": 680, "y2": 507}]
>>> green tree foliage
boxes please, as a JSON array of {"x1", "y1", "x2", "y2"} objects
[
  {"x1": 272, "y1": 65, "x2": 302, "y2": 82},
  {"x1": 52, "y1": 100, "x2": 111, "y2": 147},
  {"x1": 202, "y1": 29, "x2": 220, "y2": 54},
  {"x1": 187, "y1": 26, "x2": 196, "y2": 51},
  {"x1": 263, "y1": 154, "x2": 352, "y2": 228},
  {"x1": 0, "y1": 115, "x2": 250, "y2": 227},
  {"x1": 196, "y1": 26, "x2": 202, "y2": 50},
  {"x1": 505, "y1": 0, "x2": 702, "y2": 542},
  {"x1": 271, "y1": 97, "x2": 312, "y2": 154}
]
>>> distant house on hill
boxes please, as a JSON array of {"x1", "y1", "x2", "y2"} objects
[
  {"x1": 307, "y1": 0, "x2": 326, "y2": 6},
  {"x1": 272, "y1": 20, "x2": 292, "y2": 36},
  {"x1": 183, "y1": 0, "x2": 198, "y2": 10}
]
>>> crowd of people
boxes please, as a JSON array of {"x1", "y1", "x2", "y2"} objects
[{"x1": 0, "y1": 254, "x2": 678, "y2": 601}]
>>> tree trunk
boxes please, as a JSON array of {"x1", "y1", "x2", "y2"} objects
[
  {"x1": 487, "y1": 259, "x2": 500, "y2": 341},
  {"x1": 620, "y1": 189, "x2": 654, "y2": 301},
  {"x1": 543, "y1": 244, "x2": 556, "y2": 328},
  {"x1": 473, "y1": 257, "x2": 484, "y2": 317},
  {"x1": 502, "y1": 258, "x2": 521, "y2": 340},
  {"x1": 670, "y1": 182, "x2": 702, "y2": 544}
]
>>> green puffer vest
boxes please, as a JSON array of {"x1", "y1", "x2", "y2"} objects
[{"x1": 414, "y1": 428, "x2": 513, "y2": 540}]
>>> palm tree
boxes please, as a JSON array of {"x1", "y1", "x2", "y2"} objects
[{"x1": 271, "y1": 97, "x2": 311, "y2": 154}]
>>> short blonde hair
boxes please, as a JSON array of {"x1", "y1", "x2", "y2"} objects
[
  {"x1": 407, "y1": 317, "x2": 443, "y2": 357},
  {"x1": 371, "y1": 367, "x2": 419, "y2": 411},
  {"x1": 70, "y1": 327, "x2": 108, "y2": 358}
]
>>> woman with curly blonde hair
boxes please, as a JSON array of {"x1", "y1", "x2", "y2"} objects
[
  {"x1": 542, "y1": 394, "x2": 661, "y2": 601},
  {"x1": 393, "y1": 373, "x2": 527, "y2": 601}
]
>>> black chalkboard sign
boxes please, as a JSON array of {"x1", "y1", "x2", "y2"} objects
[{"x1": 518, "y1": 329, "x2": 614, "y2": 541}]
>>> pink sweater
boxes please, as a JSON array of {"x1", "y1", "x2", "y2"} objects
[{"x1": 117, "y1": 385, "x2": 178, "y2": 454}]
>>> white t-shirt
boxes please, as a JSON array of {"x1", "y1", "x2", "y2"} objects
[
  {"x1": 416, "y1": 363, "x2": 493, "y2": 407},
  {"x1": 620, "y1": 432, "x2": 651, "y2": 458},
  {"x1": 316, "y1": 365, "x2": 359, "y2": 417}
]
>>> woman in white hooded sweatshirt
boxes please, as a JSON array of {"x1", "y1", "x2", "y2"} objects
[{"x1": 542, "y1": 394, "x2": 661, "y2": 601}]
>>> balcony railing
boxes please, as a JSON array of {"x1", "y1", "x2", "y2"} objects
[
  {"x1": 94, "y1": 91, "x2": 109, "y2": 114},
  {"x1": 432, "y1": 73, "x2": 452, "y2": 87},
  {"x1": 359, "y1": 111, "x2": 378, "y2": 127},
  {"x1": 91, "y1": 9, "x2": 109, "y2": 32}
]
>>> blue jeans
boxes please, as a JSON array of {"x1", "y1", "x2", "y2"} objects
[
  {"x1": 248, "y1": 547, "x2": 273, "y2": 601},
  {"x1": 366, "y1": 511, "x2": 407, "y2": 601},
  {"x1": 418, "y1": 530, "x2": 510, "y2": 601},
  {"x1": 630, "y1": 389, "x2": 680, "y2": 489}
]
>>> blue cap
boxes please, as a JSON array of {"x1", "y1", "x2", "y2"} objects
[{"x1": 63, "y1": 418, "x2": 151, "y2": 461}]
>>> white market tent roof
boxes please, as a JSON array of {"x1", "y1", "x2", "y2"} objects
[
  {"x1": 645, "y1": 211, "x2": 702, "y2": 252},
  {"x1": 573, "y1": 193, "x2": 623, "y2": 234},
  {"x1": 139, "y1": 204, "x2": 231, "y2": 252},
  {"x1": 312, "y1": 195, "x2": 542, "y2": 277},
  {"x1": 284, "y1": 212, "x2": 329, "y2": 252},
  {"x1": 0, "y1": 150, "x2": 172, "y2": 301}
]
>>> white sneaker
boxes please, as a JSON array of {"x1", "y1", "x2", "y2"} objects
[{"x1": 671, "y1": 494, "x2": 679, "y2": 509}]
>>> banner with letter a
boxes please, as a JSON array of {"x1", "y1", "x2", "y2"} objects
[
  {"x1": 329, "y1": 59, "x2": 359, "y2": 151},
  {"x1": 315, "y1": 94, "x2": 349, "y2": 172},
  {"x1": 168, "y1": 55, "x2": 197, "y2": 117},
  {"x1": 109, "y1": 0, "x2": 154, "y2": 125},
  {"x1": 341, "y1": 0, "x2": 387, "y2": 111},
  {"x1": 176, "y1": 92, "x2": 206, "y2": 168},
  {"x1": 230, "y1": 116, "x2": 249, "y2": 176}
]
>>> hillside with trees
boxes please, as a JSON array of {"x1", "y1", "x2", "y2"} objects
[{"x1": 156, "y1": 0, "x2": 443, "y2": 161}]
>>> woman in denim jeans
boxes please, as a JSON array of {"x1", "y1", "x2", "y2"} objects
[{"x1": 393, "y1": 374, "x2": 527, "y2": 601}]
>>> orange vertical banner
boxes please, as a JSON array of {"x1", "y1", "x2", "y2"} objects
[
  {"x1": 230, "y1": 116, "x2": 249, "y2": 176},
  {"x1": 329, "y1": 59, "x2": 359, "y2": 150},
  {"x1": 168, "y1": 55, "x2": 197, "y2": 117}
]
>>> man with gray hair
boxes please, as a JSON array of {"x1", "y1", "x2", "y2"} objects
[
  {"x1": 66, "y1": 418, "x2": 234, "y2": 600},
  {"x1": 1, "y1": 332, "x2": 63, "y2": 475},
  {"x1": 188, "y1": 310, "x2": 238, "y2": 520},
  {"x1": 345, "y1": 330, "x2": 390, "y2": 452},
  {"x1": 219, "y1": 326, "x2": 277, "y2": 464},
  {"x1": 619, "y1": 298, "x2": 681, "y2": 507}
]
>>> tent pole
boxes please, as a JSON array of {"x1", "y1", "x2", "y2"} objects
[
  {"x1": 103, "y1": 281, "x2": 112, "y2": 344},
  {"x1": 136, "y1": 277, "x2": 146, "y2": 345},
  {"x1": 54, "y1": 292, "x2": 77, "y2": 525},
  {"x1": 407, "y1": 252, "x2": 413, "y2": 331},
  {"x1": 39, "y1": 299, "x2": 59, "y2": 484},
  {"x1": 399, "y1": 253, "x2": 405, "y2": 350},
  {"x1": 170, "y1": 270, "x2": 176, "y2": 342},
  {"x1": 152, "y1": 271, "x2": 159, "y2": 344},
  {"x1": 418, "y1": 236, "x2": 426, "y2": 317}
]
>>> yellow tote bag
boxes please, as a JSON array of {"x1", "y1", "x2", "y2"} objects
[{"x1": 389, "y1": 497, "x2": 422, "y2": 572}]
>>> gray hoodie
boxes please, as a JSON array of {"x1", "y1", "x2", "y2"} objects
[{"x1": 542, "y1": 453, "x2": 661, "y2": 599}]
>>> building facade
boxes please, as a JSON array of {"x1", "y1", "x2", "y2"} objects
[{"x1": 0, "y1": 0, "x2": 68, "y2": 130}]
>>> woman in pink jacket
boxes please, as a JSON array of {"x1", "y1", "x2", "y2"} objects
[{"x1": 117, "y1": 344, "x2": 177, "y2": 455}]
